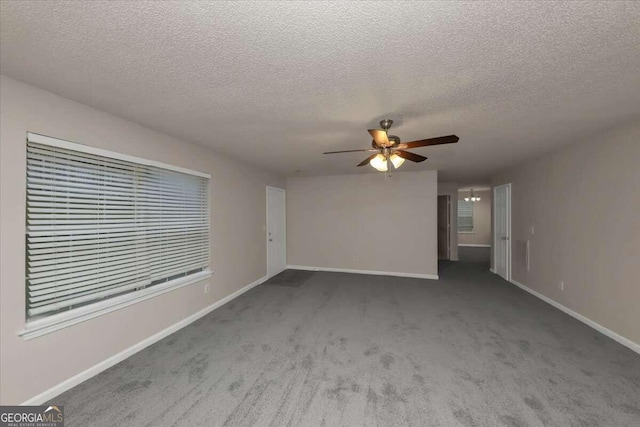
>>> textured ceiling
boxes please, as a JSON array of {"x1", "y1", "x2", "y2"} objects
[{"x1": 2, "y1": 1, "x2": 639, "y2": 182}]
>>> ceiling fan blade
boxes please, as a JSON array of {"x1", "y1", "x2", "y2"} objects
[
  {"x1": 323, "y1": 149, "x2": 377, "y2": 154},
  {"x1": 395, "y1": 150, "x2": 427, "y2": 163},
  {"x1": 368, "y1": 129, "x2": 389, "y2": 147},
  {"x1": 357, "y1": 153, "x2": 379, "y2": 167},
  {"x1": 397, "y1": 134, "x2": 459, "y2": 149}
]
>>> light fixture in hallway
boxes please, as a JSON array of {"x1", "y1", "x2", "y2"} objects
[{"x1": 464, "y1": 189, "x2": 481, "y2": 202}]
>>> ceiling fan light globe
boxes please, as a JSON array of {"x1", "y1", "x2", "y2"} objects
[
  {"x1": 372, "y1": 163, "x2": 388, "y2": 172},
  {"x1": 389, "y1": 153, "x2": 405, "y2": 169},
  {"x1": 370, "y1": 154, "x2": 388, "y2": 172}
]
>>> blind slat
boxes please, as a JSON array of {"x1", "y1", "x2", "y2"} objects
[
  {"x1": 26, "y1": 138, "x2": 210, "y2": 319},
  {"x1": 458, "y1": 200, "x2": 474, "y2": 232}
]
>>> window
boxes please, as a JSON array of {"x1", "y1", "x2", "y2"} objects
[
  {"x1": 458, "y1": 200, "x2": 474, "y2": 232},
  {"x1": 25, "y1": 133, "x2": 210, "y2": 330}
]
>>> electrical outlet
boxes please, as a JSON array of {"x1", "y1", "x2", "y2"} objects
[
  {"x1": 530, "y1": 226, "x2": 535, "y2": 235},
  {"x1": 559, "y1": 280, "x2": 564, "y2": 291},
  {"x1": 204, "y1": 283, "x2": 210, "y2": 294}
]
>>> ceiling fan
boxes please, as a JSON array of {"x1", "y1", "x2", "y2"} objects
[{"x1": 323, "y1": 119, "x2": 459, "y2": 172}]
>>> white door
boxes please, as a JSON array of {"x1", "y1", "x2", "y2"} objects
[
  {"x1": 493, "y1": 183, "x2": 511, "y2": 280},
  {"x1": 267, "y1": 186, "x2": 286, "y2": 278}
]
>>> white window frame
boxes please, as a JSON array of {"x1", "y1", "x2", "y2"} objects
[{"x1": 20, "y1": 133, "x2": 213, "y2": 340}]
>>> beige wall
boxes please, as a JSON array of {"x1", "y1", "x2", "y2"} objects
[
  {"x1": 287, "y1": 171, "x2": 438, "y2": 277},
  {"x1": 492, "y1": 120, "x2": 640, "y2": 345},
  {"x1": 0, "y1": 76, "x2": 285, "y2": 404},
  {"x1": 438, "y1": 182, "x2": 459, "y2": 260},
  {"x1": 458, "y1": 190, "x2": 491, "y2": 246}
]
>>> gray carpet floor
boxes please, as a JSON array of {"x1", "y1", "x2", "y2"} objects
[{"x1": 49, "y1": 262, "x2": 640, "y2": 426}]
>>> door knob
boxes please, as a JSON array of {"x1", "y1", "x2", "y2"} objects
[{"x1": 269, "y1": 239, "x2": 273, "y2": 242}]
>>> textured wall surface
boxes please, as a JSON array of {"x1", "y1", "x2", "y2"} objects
[
  {"x1": 287, "y1": 171, "x2": 438, "y2": 277},
  {"x1": 0, "y1": 76, "x2": 285, "y2": 404},
  {"x1": 492, "y1": 121, "x2": 640, "y2": 345}
]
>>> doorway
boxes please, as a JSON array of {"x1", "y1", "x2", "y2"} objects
[
  {"x1": 493, "y1": 183, "x2": 511, "y2": 280},
  {"x1": 437, "y1": 195, "x2": 451, "y2": 260},
  {"x1": 266, "y1": 186, "x2": 286, "y2": 278}
]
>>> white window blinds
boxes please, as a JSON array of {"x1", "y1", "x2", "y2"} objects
[
  {"x1": 458, "y1": 200, "x2": 474, "y2": 232},
  {"x1": 26, "y1": 134, "x2": 210, "y2": 319}
]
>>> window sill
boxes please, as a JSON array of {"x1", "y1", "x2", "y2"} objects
[{"x1": 19, "y1": 269, "x2": 213, "y2": 340}]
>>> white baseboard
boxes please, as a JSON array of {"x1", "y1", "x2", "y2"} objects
[
  {"x1": 21, "y1": 275, "x2": 268, "y2": 405},
  {"x1": 489, "y1": 268, "x2": 496, "y2": 273},
  {"x1": 509, "y1": 279, "x2": 640, "y2": 355},
  {"x1": 287, "y1": 265, "x2": 438, "y2": 280},
  {"x1": 458, "y1": 244, "x2": 491, "y2": 248}
]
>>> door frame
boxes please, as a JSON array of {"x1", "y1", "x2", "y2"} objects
[
  {"x1": 437, "y1": 195, "x2": 451, "y2": 260},
  {"x1": 493, "y1": 183, "x2": 511, "y2": 281},
  {"x1": 266, "y1": 186, "x2": 286, "y2": 278}
]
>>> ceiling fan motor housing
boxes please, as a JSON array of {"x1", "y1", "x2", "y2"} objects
[{"x1": 372, "y1": 134, "x2": 400, "y2": 148}]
